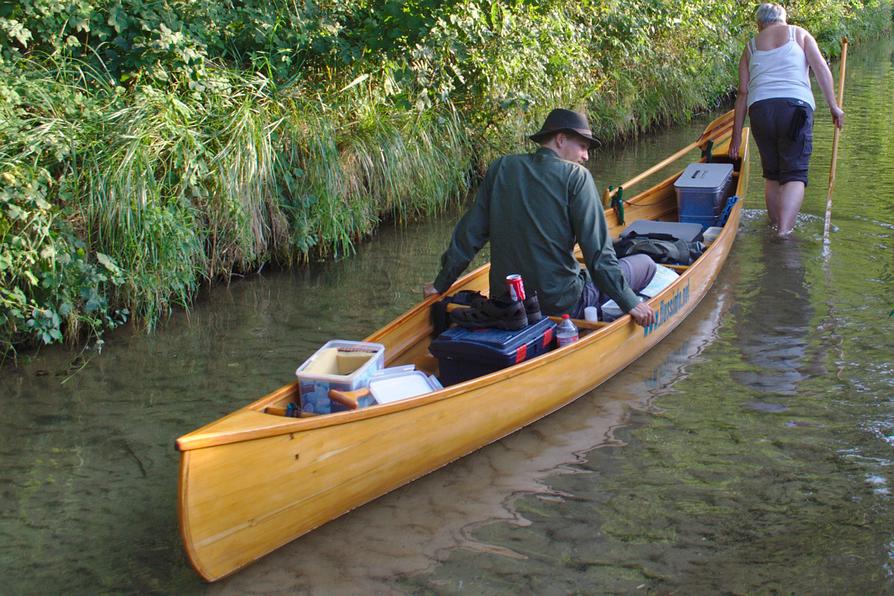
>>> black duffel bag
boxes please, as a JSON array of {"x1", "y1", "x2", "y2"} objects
[{"x1": 613, "y1": 231, "x2": 704, "y2": 265}]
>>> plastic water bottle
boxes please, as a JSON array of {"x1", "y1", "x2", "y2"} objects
[{"x1": 556, "y1": 314, "x2": 579, "y2": 347}]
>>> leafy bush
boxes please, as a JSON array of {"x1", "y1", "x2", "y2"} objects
[
  {"x1": 0, "y1": 162, "x2": 128, "y2": 355},
  {"x1": 0, "y1": 0, "x2": 890, "y2": 356}
]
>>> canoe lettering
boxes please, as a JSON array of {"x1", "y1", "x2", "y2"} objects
[{"x1": 644, "y1": 283, "x2": 690, "y2": 337}]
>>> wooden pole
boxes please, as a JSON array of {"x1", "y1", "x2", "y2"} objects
[
  {"x1": 601, "y1": 109, "x2": 734, "y2": 207},
  {"x1": 823, "y1": 37, "x2": 849, "y2": 252}
]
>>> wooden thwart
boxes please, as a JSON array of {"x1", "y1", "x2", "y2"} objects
[{"x1": 547, "y1": 315, "x2": 608, "y2": 330}]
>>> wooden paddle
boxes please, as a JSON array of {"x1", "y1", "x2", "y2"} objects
[
  {"x1": 601, "y1": 109, "x2": 735, "y2": 208},
  {"x1": 823, "y1": 37, "x2": 849, "y2": 252}
]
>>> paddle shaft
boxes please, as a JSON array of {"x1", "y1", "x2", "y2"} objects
[
  {"x1": 601, "y1": 109, "x2": 734, "y2": 207},
  {"x1": 823, "y1": 37, "x2": 849, "y2": 245}
]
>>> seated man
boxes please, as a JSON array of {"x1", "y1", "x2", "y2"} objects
[{"x1": 423, "y1": 108, "x2": 656, "y2": 327}]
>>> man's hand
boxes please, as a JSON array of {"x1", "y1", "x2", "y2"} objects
[
  {"x1": 423, "y1": 282, "x2": 440, "y2": 298},
  {"x1": 628, "y1": 302, "x2": 656, "y2": 327}
]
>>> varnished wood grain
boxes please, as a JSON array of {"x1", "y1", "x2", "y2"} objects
[{"x1": 176, "y1": 122, "x2": 751, "y2": 582}]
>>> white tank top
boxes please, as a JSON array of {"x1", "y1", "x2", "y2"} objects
[{"x1": 747, "y1": 26, "x2": 815, "y2": 109}]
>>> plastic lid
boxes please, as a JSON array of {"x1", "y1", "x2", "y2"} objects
[
  {"x1": 562, "y1": 314, "x2": 570, "y2": 319},
  {"x1": 369, "y1": 371, "x2": 437, "y2": 404}
]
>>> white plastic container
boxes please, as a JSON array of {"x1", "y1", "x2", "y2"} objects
[
  {"x1": 296, "y1": 340, "x2": 385, "y2": 414},
  {"x1": 368, "y1": 370, "x2": 443, "y2": 404},
  {"x1": 702, "y1": 226, "x2": 723, "y2": 246}
]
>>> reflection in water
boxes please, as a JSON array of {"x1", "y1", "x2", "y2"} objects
[
  {"x1": 211, "y1": 279, "x2": 735, "y2": 595},
  {"x1": 733, "y1": 234, "x2": 813, "y2": 398}
]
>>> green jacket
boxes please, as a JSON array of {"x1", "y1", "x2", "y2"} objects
[{"x1": 433, "y1": 147, "x2": 639, "y2": 315}]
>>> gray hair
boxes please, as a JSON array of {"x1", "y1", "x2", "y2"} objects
[{"x1": 756, "y1": 3, "x2": 787, "y2": 26}]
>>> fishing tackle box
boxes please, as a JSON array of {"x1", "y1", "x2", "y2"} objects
[
  {"x1": 429, "y1": 317, "x2": 557, "y2": 386},
  {"x1": 674, "y1": 162, "x2": 734, "y2": 228}
]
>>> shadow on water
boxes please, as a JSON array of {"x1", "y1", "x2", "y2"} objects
[{"x1": 733, "y1": 234, "x2": 814, "y2": 403}]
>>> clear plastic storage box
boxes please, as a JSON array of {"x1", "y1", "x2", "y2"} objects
[{"x1": 296, "y1": 340, "x2": 385, "y2": 414}]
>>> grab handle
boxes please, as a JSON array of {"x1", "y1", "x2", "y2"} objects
[{"x1": 328, "y1": 388, "x2": 371, "y2": 410}]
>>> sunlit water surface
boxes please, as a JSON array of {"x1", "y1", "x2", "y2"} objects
[{"x1": 1, "y1": 36, "x2": 893, "y2": 594}]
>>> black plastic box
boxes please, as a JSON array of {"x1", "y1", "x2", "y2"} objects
[
  {"x1": 620, "y1": 220, "x2": 705, "y2": 243},
  {"x1": 429, "y1": 317, "x2": 557, "y2": 386}
]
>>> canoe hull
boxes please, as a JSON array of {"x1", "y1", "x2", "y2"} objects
[{"x1": 178, "y1": 121, "x2": 749, "y2": 582}]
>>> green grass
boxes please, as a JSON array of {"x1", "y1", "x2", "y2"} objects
[{"x1": 1, "y1": 0, "x2": 890, "y2": 357}]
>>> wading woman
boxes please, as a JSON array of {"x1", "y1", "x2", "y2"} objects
[{"x1": 729, "y1": 3, "x2": 844, "y2": 236}]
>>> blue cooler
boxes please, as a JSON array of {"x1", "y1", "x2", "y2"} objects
[
  {"x1": 429, "y1": 317, "x2": 556, "y2": 386},
  {"x1": 674, "y1": 162, "x2": 734, "y2": 228}
]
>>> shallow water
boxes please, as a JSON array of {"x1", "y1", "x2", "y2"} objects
[{"x1": 1, "y1": 36, "x2": 893, "y2": 594}]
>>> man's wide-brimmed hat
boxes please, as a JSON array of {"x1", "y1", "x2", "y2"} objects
[{"x1": 529, "y1": 108, "x2": 597, "y2": 147}]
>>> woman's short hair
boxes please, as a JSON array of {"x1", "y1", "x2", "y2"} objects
[{"x1": 755, "y1": 3, "x2": 787, "y2": 25}]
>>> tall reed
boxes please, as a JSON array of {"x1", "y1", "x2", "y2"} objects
[{"x1": 43, "y1": 64, "x2": 473, "y2": 334}]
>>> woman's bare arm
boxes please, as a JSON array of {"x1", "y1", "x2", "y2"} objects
[
  {"x1": 729, "y1": 48, "x2": 750, "y2": 160},
  {"x1": 800, "y1": 28, "x2": 845, "y2": 128}
]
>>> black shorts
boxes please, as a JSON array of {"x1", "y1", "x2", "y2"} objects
[{"x1": 749, "y1": 98, "x2": 814, "y2": 186}]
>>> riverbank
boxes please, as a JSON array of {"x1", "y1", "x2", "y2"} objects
[{"x1": 1, "y1": 0, "x2": 891, "y2": 356}]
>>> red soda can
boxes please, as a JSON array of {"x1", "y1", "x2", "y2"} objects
[{"x1": 505, "y1": 274, "x2": 526, "y2": 302}]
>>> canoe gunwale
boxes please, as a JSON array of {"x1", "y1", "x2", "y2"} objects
[
  {"x1": 175, "y1": 137, "x2": 747, "y2": 454},
  {"x1": 177, "y1": 121, "x2": 749, "y2": 582}
]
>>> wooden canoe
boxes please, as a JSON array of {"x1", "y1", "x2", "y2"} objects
[{"x1": 176, "y1": 112, "x2": 750, "y2": 582}]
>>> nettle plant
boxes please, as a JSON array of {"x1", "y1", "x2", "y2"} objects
[{"x1": 0, "y1": 164, "x2": 128, "y2": 357}]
